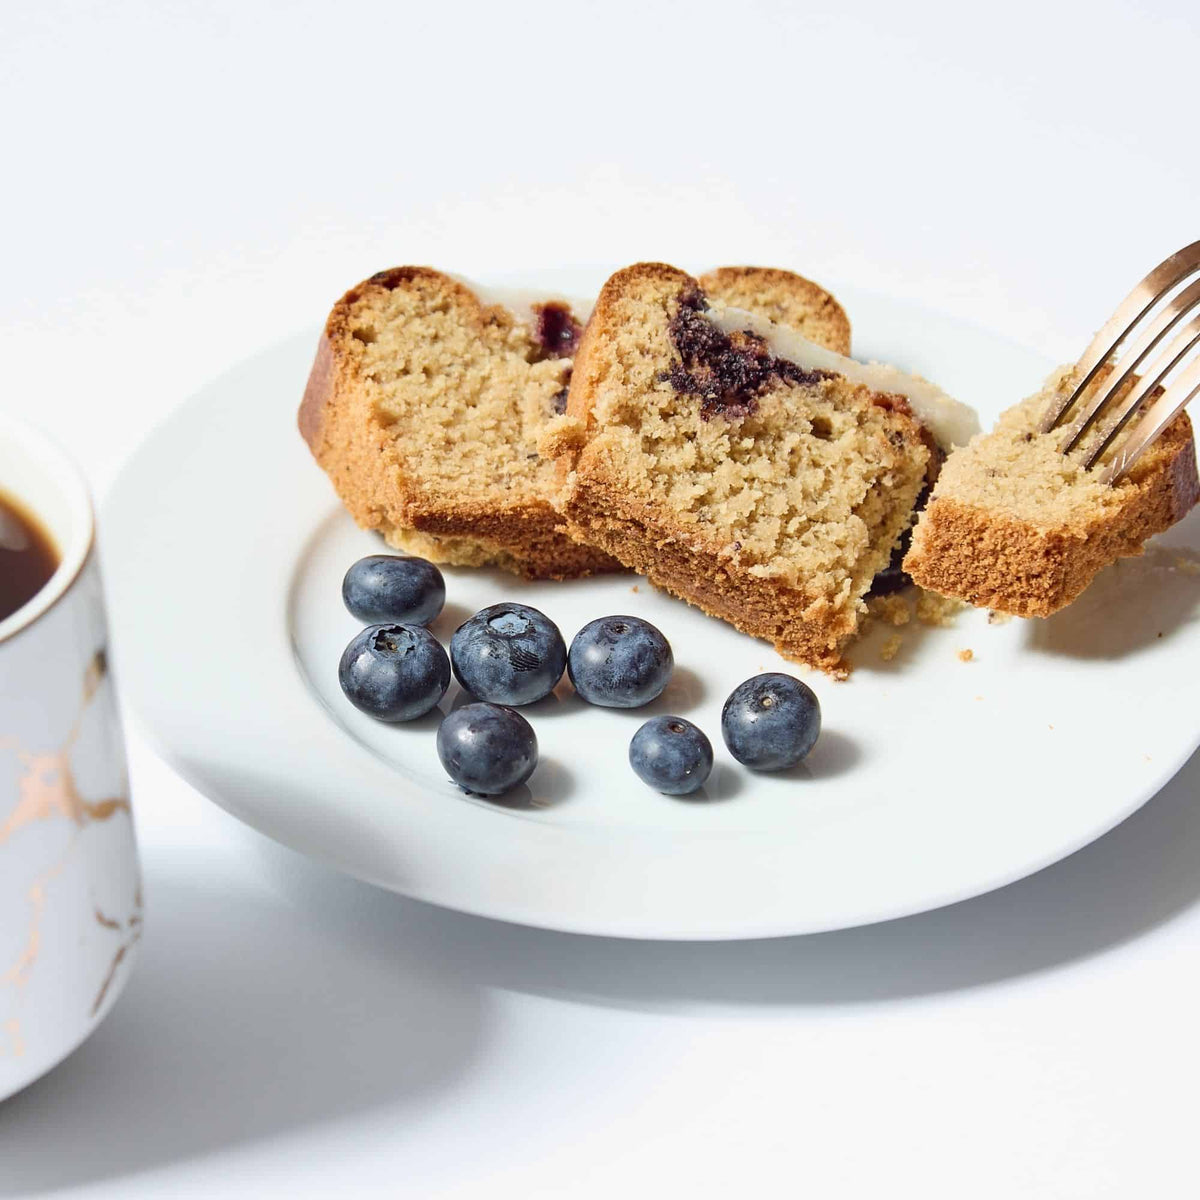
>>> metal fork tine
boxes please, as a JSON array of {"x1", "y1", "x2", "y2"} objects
[
  {"x1": 1099, "y1": 354, "x2": 1200, "y2": 484},
  {"x1": 1040, "y1": 239, "x2": 1200, "y2": 433},
  {"x1": 1080, "y1": 309, "x2": 1200, "y2": 469},
  {"x1": 1058, "y1": 275, "x2": 1200, "y2": 454}
]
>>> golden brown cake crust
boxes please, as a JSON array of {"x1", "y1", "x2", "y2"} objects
[
  {"x1": 562, "y1": 479, "x2": 853, "y2": 673},
  {"x1": 904, "y1": 408, "x2": 1199, "y2": 617},
  {"x1": 298, "y1": 267, "x2": 619, "y2": 580},
  {"x1": 698, "y1": 266, "x2": 851, "y2": 356},
  {"x1": 555, "y1": 263, "x2": 931, "y2": 672}
]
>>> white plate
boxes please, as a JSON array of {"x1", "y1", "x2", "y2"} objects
[{"x1": 100, "y1": 272, "x2": 1200, "y2": 939}]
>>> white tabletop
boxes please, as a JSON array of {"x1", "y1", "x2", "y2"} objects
[{"x1": 4, "y1": 2, "x2": 1199, "y2": 1195}]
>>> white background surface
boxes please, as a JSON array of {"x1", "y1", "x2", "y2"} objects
[{"x1": 2, "y1": 1, "x2": 1199, "y2": 1195}]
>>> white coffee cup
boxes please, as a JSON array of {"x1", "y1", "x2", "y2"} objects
[{"x1": 0, "y1": 416, "x2": 140, "y2": 1101}]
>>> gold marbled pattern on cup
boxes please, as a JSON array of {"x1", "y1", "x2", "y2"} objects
[
  {"x1": 1, "y1": 653, "x2": 132, "y2": 996},
  {"x1": 1, "y1": 555, "x2": 140, "y2": 1097}
]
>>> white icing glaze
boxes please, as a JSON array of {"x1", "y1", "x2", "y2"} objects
[
  {"x1": 705, "y1": 303, "x2": 981, "y2": 449},
  {"x1": 447, "y1": 275, "x2": 593, "y2": 329}
]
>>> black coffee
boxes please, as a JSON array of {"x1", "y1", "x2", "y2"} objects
[{"x1": 0, "y1": 490, "x2": 59, "y2": 623}]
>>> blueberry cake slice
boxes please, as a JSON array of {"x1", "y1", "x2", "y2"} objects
[
  {"x1": 299, "y1": 267, "x2": 614, "y2": 579},
  {"x1": 299, "y1": 266, "x2": 853, "y2": 580},
  {"x1": 544, "y1": 263, "x2": 977, "y2": 672}
]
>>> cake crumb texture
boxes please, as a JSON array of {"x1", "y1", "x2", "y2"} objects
[
  {"x1": 906, "y1": 366, "x2": 1199, "y2": 616},
  {"x1": 867, "y1": 593, "x2": 913, "y2": 627},
  {"x1": 554, "y1": 263, "x2": 932, "y2": 671},
  {"x1": 916, "y1": 589, "x2": 965, "y2": 627}
]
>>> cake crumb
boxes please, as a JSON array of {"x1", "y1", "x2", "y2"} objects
[
  {"x1": 957, "y1": 648, "x2": 974, "y2": 662},
  {"x1": 630, "y1": 584, "x2": 640, "y2": 593},
  {"x1": 974, "y1": 695, "x2": 983, "y2": 701},
  {"x1": 987, "y1": 610, "x2": 1012, "y2": 625},
  {"x1": 867, "y1": 593, "x2": 912, "y2": 627},
  {"x1": 916, "y1": 590, "x2": 965, "y2": 627},
  {"x1": 880, "y1": 634, "x2": 904, "y2": 662},
  {"x1": 1173, "y1": 553, "x2": 1200, "y2": 576}
]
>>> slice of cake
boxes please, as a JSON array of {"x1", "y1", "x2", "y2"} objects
[
  {"x1": 299, "y1": 267, "x2": 612, "y2": 580},
  {"x1": 299, "y1": 266, "x2": 853, "y2": 580},
  {"x1": 544, "y1": 263, "x2": 978, "y2": 672},
  {"x1": 904, "y1": 366, "x2": 1199, "y2": 616}
]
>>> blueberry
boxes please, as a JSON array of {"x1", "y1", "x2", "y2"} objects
[
  {"x1": 567, "y1": 615, "x2": 673, "y2": 708},
  {"x1": 338, "y1": 624, "x2": 450, "y2": 722},
  {"x1": 437, "y1": 702, "x2": 538, "y2": 796},
  {"x1": 720, "y1": 673, "x2": 821, "y2": 770},
  {"x1": 342, "y1": 555, "x2": 445, "y2": 626},
  {"x1": 449, "y1": 603, "x2": 566, "y2": 706},
  {"x1": 629, "y1": 716, "x2": 713, "y2": 795}
]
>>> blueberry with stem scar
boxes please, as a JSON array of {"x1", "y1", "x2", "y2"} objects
[
  {"x1": 629, "y1": 715, "x2": 713, "y2": 795},
  {"x1": 338, "y1": 623, "x2": 450, "y2": 722},
  {"x1": 568, "y1": 615, "x2": 673, "y2": 708},
  {"x1": 721, "y1": 673, "x2": 821, "y2": 770}
]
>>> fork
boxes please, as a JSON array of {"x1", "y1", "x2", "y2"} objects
[{"x1": 1039, "y1": 239, "x2": 1200, "y2": 484}]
